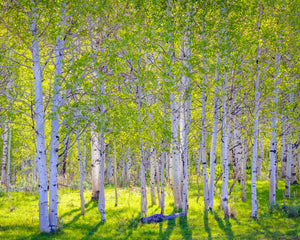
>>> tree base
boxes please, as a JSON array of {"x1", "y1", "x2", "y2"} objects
[{"x1": 140, "y1": 213, "x2": 185, "y2": 223}]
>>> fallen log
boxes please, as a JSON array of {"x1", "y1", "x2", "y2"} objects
[{"x1": 140, "y1": 212, "x2": 185, "y2": 223}]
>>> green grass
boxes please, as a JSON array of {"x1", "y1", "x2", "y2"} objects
[{"x1": 0, "y1": 179, "x2": 299, "y2": 239}]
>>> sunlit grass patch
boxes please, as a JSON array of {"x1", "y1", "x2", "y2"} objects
[{"x1": 0, "y1": 180, "x2": 299, "y2": 239}]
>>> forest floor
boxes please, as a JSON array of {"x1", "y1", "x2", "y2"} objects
[{"x1": 0, "y1": 179, "x2": 299, "y2": 239}]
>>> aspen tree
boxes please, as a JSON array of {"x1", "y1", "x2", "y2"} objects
[
  {"x1": 30, "y1": 0, "x2": 50, "y2": 232},
  {"x1": 251, "y1": 6, "x2": 263, "y2": 218}
]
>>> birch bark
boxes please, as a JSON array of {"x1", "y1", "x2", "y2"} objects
[
  {"x1": 179, "y1": 4, "x2": 192, "y2": 215},
  {"x1": 220, "y1": 5, "x2": 229, "y2": 218},
  {"x1": 285, "y1": 92, "x2": 294, "y2": 199},
  {"x1": 201, "y1": 20, "x2": 209, "y2": 210},
  {"x1": 150, "y1": 146, "x2": 157, "y2": 205},
  {"x1": 137, "y1": 84, "x2": 147, "y2": 216},
  {"x1": 76, "y1": 128, "x2": 85, "y2": 215},
  {"x1": 269, "y1": 52, "x2": 280, "y2": 205},
  {"x1": 251, "y1": 6, "x2": 262, "y2": 218},
  {"x1": 1, "y1": 119, "x2": 9, "y2": 186},
  {"x1": 6, "y1": 128, "x2": 12, "y2": 186},
  {"x1": 49, "y1": 3, "x2": 66, "y2": 230},
  {"x1": 167, "y1": 0, "x2": 181, "y2": 211},
  {"x1": 30, "y1": 1, "x2": 50, "y2": 232},
  {"x1": 208, "y1": 51, "x2": 221, "y2": 210},
  {"x1": 91, "y1": 123, "x2": 100, "y2": 200}
]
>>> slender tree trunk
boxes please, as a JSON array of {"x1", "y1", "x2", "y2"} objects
[
  {"x1": 150, "y1": 146, "x2": 156, "y2": 205},
  {"x1": 291, "y1": 143, "x2": 297, "y2": 184},
  {"x1": 76, "y1": 129, "x2": 85, "y2": 215},
  {"x1": 251, "y1": 6, "x2": 262, "y2": 218},
  {"x1": 281, "y1": 124, "x2": 287, "y2": 178},
  {"x1": 91, "y1": 123, "x2": 100, "y2": 200},
  {"x1": 269, "y1": 52, "x2": 280, "y2": 205},
  {"x1": 179, "y1": 5, "x2": 192, "y2": 215},
  {"x1": 155, "y1": 150, "x2": 161, "y2": 208},
  {"x1": 98, "y1": 114, "x2": 106, "y2": 221},
  {"x1": 6, "y1": 127, "x2": 12, "y2": 186},
  {"x1": 241, "y1": 137, "x2": 248, "y2": 201},
  {"x1": 107, "y1": 155, "x2": 113, "y2": 184},
  {"x1": 201, "y1": 20, "x2": 209, "y2": 210},
  {"x1": 220, "y1": 5, "x2": 229, "y2": 219},
  {"x1": 137, "y1": 84, "x2": 147, "y2": 216},
  {"x1": 13, "y1": 164, "x2": 16, "y2": 185},
  {"x1": 30, "y1": 2, "x2": 50, "y2": 232},
  {"x1": 126, "y1": 146, "x2": 131, "y2": 185},
  {"x1": 170, "y1": 93, "x2": 182, "y2": 210},
  {"x1": 285, "y1": 141, "x2": 292, "y2": 199},
  {"x1": 208, "y1": 50, "x2": 221, "y2": 210},
  {"x1": 285, "y1": 92, "x2": 294, "y2": 199},
  {"x1": 161, "y1": 104, "x2": 167, "y2": 215},
  {"x1": 83, "y1": 130, "x2": 87, "y2": 182},
  {"x1": 257, "y1": 138, "x2": 264, "y2": 178},
  {"x1": 114, "y1": 141, "x2": 118, "y2": 207},
  {"x1": 62, "y1": 135, "x2": 69, "y2": 178},
  {"x1": 49, "y1": 4, "x2": 66, "y2": 230},
  {"x1": 1, "y1": 119, "x2": 9, "y2": 186}
]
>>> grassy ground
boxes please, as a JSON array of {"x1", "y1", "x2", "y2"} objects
[{"x1": 0, "y1": 179, "x2": 299, "y2": 239}]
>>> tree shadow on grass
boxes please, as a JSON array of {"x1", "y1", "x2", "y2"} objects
[
  {"x1": 179, "y1": 215, "x2": 193, "y2": 240},
  {"x1": 159, "y1": 218, "x2": 176, "y2": 240},
  {"x1": 204, "y1": 210, "x2": 212, "y2": 240},
  {"x1": 60, "y1": 199, "x2": 95, "y2": 218},
  {"x1": 213, "y1": 212, "x2": 234, "y2": 240},
  {"x1": 124, "y1": 212, "x2": 143, "y2": 239},
  {"x1": 81, "y1": 221, "x2": 104, "y2": 240}
]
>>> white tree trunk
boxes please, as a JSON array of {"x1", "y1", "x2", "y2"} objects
[
  {"x1": 1, "y1": 119, "x2": 9, "y2": 186},
  {"x1": 76, "y1": 128, "x2": 85, "y2": 215},
  {"x1": 49, "y1": 4, "x2": 66, "y2": 230},
  {"x1": 126, "y1": 146, "x2": 131, "y2": 185},
  {"x1": 114, "y1": 141, "x2": 118, "y2": 207},
  {"x1": 285, "y1": 92, "x2": 294, "y2": 199},
  {"x1": 30, "y1": 2, "x2": 50, "y2": 232},
  {"x1": 241, "y1": 137, "x2": 248, "y2": 201},
  {"x1": 91, "y1": 123, "x2": 100, "y2": 200},
  {"x1": 201, "y1": 20, "x2": 209, "y2": 210},
  {"x1": 208, "y1": 49, "x2": 221, "y2": 210},
  {"x1": 83, "y1": 130, "x2": 87, "y2": 182},
  {"x1": 285, "y1": 141, "x2": 292, "y2": 199},
  {"x1": 98, "y1": 115, "x2": 106, "y2": 221},
  {"x1": 6, "y1": 127, "x2": 12, "y2": 186},
  {"x1": 170, "y1": 93, "x2": 182, "y2": 210},
  {"x1": 208, "y1": 85, "x2": 220, "y2": 210},
  {"x1": 269, "y1": 52, "x2": 280, "y2": 205},
  {"x1": 251, "y1": 6, "x2": 262, "y2": 218},
  {"x1": 150, "y1": 146, "x2": 156, "y2": 205},
  {"x1": 220, "y1": 5, "x2": 230, "y2": 219},
  {"x1": 281, "y1": 129, "x2": 287, "y2": 178},
  {"x1": 161, "y1": 104, "x2": 167, "y2": 215},
  {"x1": 179, "y1": 5, "x2": 192, "y2": 214},
  {"x1": 257, "y1": 137, "x2": 264, "y2": 177},
  {"x1": 137, "y1": 84, "x2": 147, "y2": 216},
  {"x1": 154, "y1": 150, "x2": 161, "y2": 208}
]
